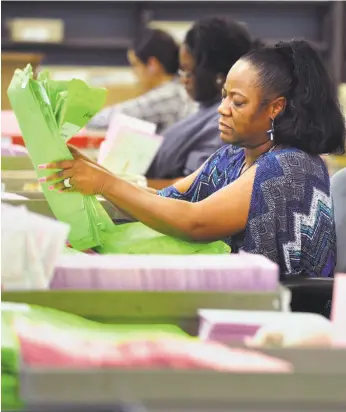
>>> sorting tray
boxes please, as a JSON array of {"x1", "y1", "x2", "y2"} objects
[
  {"x1": 1, "y1": 197, "x2": 132, "y2": 222},
  {"x1": 17, "y1": 348, "x2": 346, "y2": 411},
  {"x1": 1, "y1": 156, "x2": 34, "y2": 171},
  {"x1": 2, "y1": 289, "x2": 284, "y2": 335}
]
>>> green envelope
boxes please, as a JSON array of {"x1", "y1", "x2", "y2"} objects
[{"x1": 7, "y1": 65, "x2": 114, "y2": 250}]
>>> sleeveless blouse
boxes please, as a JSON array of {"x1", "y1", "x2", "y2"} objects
[{"x1": 158, "y1": 145, "x2": 336, "y2": 278}]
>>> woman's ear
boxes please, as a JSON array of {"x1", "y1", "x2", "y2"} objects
[
  {"x1": 147, "y1": 56, "x2": 161, "y2": 74},
  {"x1": 270, "y1": 96, "x2": 287, "y2": 119}
]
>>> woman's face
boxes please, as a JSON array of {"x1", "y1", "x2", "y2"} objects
[
  {"x1": 127, "y1": 49, "x2": 157, "y2": 91},
  {"x1": 218, "y1": 59, "x2": 283, "y2": 146},
  {"x1": 179, "y1": 43, "x2": 221, "y2": 102},
  {"x1": 179, "y1": 44, "x2": 196, "y2": 99}
]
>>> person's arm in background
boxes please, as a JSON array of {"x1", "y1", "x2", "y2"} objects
[
  {"x1": 183, "y1": 129, "x2": 226, "y2": 178},
  {"x1": 86, "y1": 105, "x2": 116, "y2": 130},
  {"x1": 87, "y1": 89, "x2": 163, "y2": 130}
]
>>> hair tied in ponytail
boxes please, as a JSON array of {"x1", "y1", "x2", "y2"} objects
[{"x1": 274, "y1": 42, "x2": 298, "y2": 92}]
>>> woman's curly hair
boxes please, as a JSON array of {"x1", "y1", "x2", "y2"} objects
[{"x1": 242, "y1": 40, "x2": 345, "y2": 155}]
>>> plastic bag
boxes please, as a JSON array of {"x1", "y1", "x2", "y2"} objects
[{"x1": 97, "y1": 222, "x2": 231, "y2": 255}]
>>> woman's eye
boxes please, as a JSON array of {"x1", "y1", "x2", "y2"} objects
[{"x1": 233, "y1": 101, "x2": 244, "y2": 107}]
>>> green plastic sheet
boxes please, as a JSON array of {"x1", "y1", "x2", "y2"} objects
[
  {"x1": 8, "y1": 65, "x2": 230, "y2": 255},
  {"x1": 1, "y1": 309, "x2": 23, "y2": 410},
  {"x1": 7, "y1": 64, "x2": 114, "y2": 251},
  {"x1": 2, "y1": 302, "x2": 188, "y2": 343},
  {"x1": 97, "y1": 222, "x2": 231, "y2": 254}
]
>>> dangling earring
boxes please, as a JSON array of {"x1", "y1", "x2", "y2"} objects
[{"x1": 267, "y1": 118, "x2": 275, "y2": 141}]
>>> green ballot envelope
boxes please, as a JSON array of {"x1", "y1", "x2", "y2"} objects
[
  {"x1": 7, "y1": 65, "x2": 114, "y2": 251},
  {"x1": 7, "y1": 65, "x2": 231, "y2": 255}
]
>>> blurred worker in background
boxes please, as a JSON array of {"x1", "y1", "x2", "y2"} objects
[
  {"x1": 145, "y1": 17, "x2": 253, "y2": 182},
  {"x1": 88, "y1": 28, "x2": 196, "y2": 133}
]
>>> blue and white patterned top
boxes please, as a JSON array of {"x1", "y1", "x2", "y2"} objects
[{"x1": 158, "y1": 145, "x2": 336, "y2": 278}]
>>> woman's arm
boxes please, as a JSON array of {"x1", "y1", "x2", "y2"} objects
[
  {"x1": 67, "y1": 146, "x2": 202, "y2": 196},
  {"x1": 68, "y1": 144, "x2": 158, "y2": 195},
  {"x1": 151, "y1": 164, "x2": 204, "y2": 195},
  {"x1": 100, "y1": 164, "x2": 256, "y2": 241},
  {"x1": 43, "y1": 156, "x2": 254, "y2": 241}
]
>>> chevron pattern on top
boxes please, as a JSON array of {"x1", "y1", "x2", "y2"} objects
[{"x1": 159, "y1": 145, "x2": 336, "y2": 277}]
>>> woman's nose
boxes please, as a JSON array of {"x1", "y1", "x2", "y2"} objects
[{"x1": 218, "y1": 99, "x2": 232, "y2": 116}]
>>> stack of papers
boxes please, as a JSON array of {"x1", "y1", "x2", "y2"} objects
[
  {"x1": 98, "y1": 112, "x2": 163, "y2": 176},
  {"x1": 1, "y1": 204, "x2": 69, "y2": 290},
  {"x1": 198, "y1": 309, "x2": 332, "y2": 344},
  {"x1": 51, "y1": 252, "x2": 279, "y2": 291}
]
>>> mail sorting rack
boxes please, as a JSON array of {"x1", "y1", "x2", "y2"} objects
[{"x1": 16, "y1": 348, "x2": 346, "y2": 412}]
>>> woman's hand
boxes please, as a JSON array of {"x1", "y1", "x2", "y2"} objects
[
  {"x1": 38, "y1": 158, "x2": 113, "y2": 196},
  {"x1": 67, "y1": 144, "x2": 92, "y2": 163},
  {"x1": 67, "y1": 144, "x2": 111, "y2": 174}
]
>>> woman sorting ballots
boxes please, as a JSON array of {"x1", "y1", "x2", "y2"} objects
[
  {"x1": 40, "y1": 40, "x2": 345, "y2": 279},
  {"x1": 145, "y1": 17, "x2": 253, "y2": 184}
]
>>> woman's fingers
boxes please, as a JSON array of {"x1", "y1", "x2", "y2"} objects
[
  {"x1": 38, "y1": 160, "x2": 75, "y2": 170},
  {"x1": 67, "y1": 144, "x2": 85, "y2": 160},
  {"x1": 38, "y1": 168, "x2": 74, "y2": 183},
  {"x1": 51, "y1": 179, "x2": 75, "y2": 192}
]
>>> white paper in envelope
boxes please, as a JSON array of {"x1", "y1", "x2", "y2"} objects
[
  {"x1": 1, "y1": 204, "x2": 70, "y2": 290},
  {"x1": 98, "y1": 112, "x2": 162, "y2": 175}
]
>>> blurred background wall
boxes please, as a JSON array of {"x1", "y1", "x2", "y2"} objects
[{"x1": 1, "y1": 0, "x2": 345, "y2": 112}]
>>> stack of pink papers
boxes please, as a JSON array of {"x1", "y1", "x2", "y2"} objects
[
  {"x1": 51, "y1": 253, "x2": 279, "y2": 291},
  {"x1": 1, "y1": 110, "x2": 89, "y2": 138},
  {"x1": 198, "y1": 310, "x2": 332, "y2": 344},
  {"x1": 1, "y1": 144, "x2": 28, "y2": 156}
]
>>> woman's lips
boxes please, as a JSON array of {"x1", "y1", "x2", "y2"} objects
[{"x1": 219, "y1": 122, "x2": 233, "y2": 131}]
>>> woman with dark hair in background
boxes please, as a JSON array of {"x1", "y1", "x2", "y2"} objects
[
  {"x1": 88, "y1": 28, "x2": 196, "y2": 133},
  {"x1": 44, "y1": 40, "x2": 345, "y2": 281},
  {"x1": 145, "y1": 17, "x2": 252, "y2": 183}
]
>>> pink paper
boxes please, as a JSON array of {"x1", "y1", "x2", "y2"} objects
[
  {"x1": 332, "y1": 273, "x2": 346, "y2": 347},
  {"x1": 15, "y1": 317, "x2": 292, "y2": 372},
  {"x1": 1, "y1": 110, "x2": 91, "y2": 138},
  {"x1": 51, "y1": 253, "x2": 279, "y2": 292},
  {"x1": 97, "y1": 112, "x2": 162, "y2": 168},
  {"x1": 1, "y1": 144, "x2": 28, "y2": 156}
]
